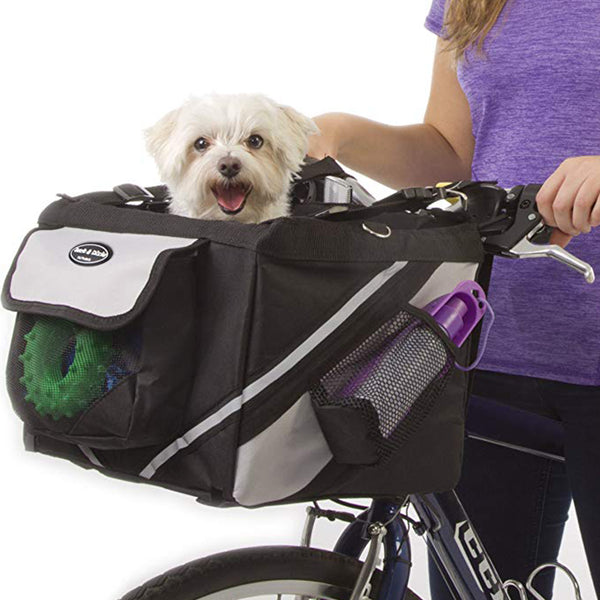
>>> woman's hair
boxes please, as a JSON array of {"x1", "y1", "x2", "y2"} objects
[{"x1": 444, "y1": 0, "x2": 510, "y2": 59}]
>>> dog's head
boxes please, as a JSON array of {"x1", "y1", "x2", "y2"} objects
[{"x1": 145, "y1": 93, "x2": 318, "y2": 222}]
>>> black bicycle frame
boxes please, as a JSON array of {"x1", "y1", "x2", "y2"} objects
[
  {"x1": 411, "y1": 491, "x2": 509, "y2": 600},
  {"x1": 334, "y1": 492, "x2": 507, "y2": 600}
]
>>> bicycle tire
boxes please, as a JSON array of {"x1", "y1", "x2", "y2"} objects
[{"x1": 120, "y1": 545, "x2": 422, "y2": 600}]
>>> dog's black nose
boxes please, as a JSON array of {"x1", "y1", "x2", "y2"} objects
[{"x1": 218, "y1": 156, "x2": 242, "y2": 178}]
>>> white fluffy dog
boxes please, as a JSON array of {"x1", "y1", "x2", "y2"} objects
[{"x1": 145, "y1": 94, "x2": 319, "y2": 223}]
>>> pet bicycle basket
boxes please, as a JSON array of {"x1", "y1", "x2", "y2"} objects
[{"x1": 3, "y1": 168, "x2": 491, "y2": 507}]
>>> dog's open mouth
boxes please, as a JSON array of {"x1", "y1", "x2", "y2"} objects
[{"x1": 212, "y1": 183, "x2": 252, "y2": 215}]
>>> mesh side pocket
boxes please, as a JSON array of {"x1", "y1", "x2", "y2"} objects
[
  {"x1": 7, "y1": 314, "x2": 140, "y2": 432},
  {"x1": 310, "y1": 311, "x2": 453, "y2": 465}
]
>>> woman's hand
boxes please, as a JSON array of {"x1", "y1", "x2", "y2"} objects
[{"x1": 536, "y1": 156, "x2": 600, "y2": 247}]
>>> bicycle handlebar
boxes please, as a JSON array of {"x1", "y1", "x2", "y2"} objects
[{"x1": 432, "y1": 181, "x2": 595, "y2": 284}]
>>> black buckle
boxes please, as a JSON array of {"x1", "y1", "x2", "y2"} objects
[
  {"x1": 398, "y1": 187, "x2": 435, "y2": 202},
  {"x1": 113, "y1": 184, "x2": 171, "y2": 212}
]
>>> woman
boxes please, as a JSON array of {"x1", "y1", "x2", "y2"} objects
[{"x1": 308, "y1": 0, "x2": 600, "y2": 597}]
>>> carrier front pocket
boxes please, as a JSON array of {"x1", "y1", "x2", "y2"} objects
[
  {"x1": 4, "y1": 227, "x2": 204, "y2": 448},
  {"x1": 310, "y1": 310, "x2": 455, "y2": 466}
]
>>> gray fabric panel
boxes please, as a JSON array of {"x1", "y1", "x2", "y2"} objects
[
  {"x1": 233, "y1": 393, "x2": 332, "y2": 506},
  {"x1": 10, "y1": 227, "x2": 196, "y2": 317},
  {"x1": 139, "y1": 260, "x2": 408, "y2": 479},
  {"x1": 409, "y1": 262, "x2": 480, "y2": 308}
]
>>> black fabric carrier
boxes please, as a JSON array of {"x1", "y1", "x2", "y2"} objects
[{"x1": 3, "y1": 160, "x2": 490, "y2": 507}]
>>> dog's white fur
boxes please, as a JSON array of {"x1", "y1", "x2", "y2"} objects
[{"x1": 145, "y1": 93, "x2": 319, "y2": 223}]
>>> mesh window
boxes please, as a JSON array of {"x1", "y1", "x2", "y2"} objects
[
  {"x1": 9, "y1": 314, "x2": 140, "y2": 425},
  {"x1": 311, "y1": 311, "x2": 453, "y2": 461}
]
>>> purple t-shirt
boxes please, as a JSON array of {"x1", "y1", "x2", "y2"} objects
[{"x1": 425, "y1": 0, "x2": 600, "y2": 385}]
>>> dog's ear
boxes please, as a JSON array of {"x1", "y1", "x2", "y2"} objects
[
  {"x1": 276, "y1": 104, "x2": 320, "y2": 173},
  {"x1": 278, "y1": 104, "x2": 320, "y2": 138},
  {"x1": 145, "y1": 108, "x2": 185, "y2": 181},
  {"x1": 145, "y1": 108, "x2": 179, "y2": 158}
]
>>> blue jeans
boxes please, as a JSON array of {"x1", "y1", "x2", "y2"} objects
[{"x1": 429, "y1": 369, "x2": 600, "y2": 599}]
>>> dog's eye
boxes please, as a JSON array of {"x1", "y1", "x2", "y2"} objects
[
  {"x1": 194, "y1": 137, "x2": 210, "y2": 152},
  {"x1": 246, "y1": 134, "x2": 264, "y2": 149}
]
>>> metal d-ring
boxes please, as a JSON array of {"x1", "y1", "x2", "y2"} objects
[
  {"x1": 503, "y1": 579, "x2": 528, "y2": 600},
  {"x1": 362, "y1": 222, "x2": 391, "y2": 239},
  {"x1": 526, "y1": 562, "x2": 582, "y2": 600}
]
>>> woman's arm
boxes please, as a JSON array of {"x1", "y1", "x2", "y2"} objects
[{"x1": 308, "y1": 39, "x2": 474, "y2": 189}]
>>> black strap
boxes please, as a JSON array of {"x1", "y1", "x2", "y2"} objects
[
  {"x1": 318, "y1": 188, "x2": 450, "y2": 223},
  {"x1": 84, "y1": 184, "x2": 171, "y2": 212},
  {"x1": 105, "y1": 157, "x2": 344, "y2": 208},
  {"x1": 103, "y1": 158, "x2": 344, "y2": 210}
]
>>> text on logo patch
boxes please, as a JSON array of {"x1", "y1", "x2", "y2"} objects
[{"x1": 69, "y1": 243, "x2": 113, "y2": 266}]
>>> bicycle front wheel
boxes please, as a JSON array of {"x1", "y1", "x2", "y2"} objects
[{"x1": 120, "y1": 545, "x2": 385, "y2": 600}]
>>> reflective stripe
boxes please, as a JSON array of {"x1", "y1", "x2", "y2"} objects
[
  {"x1": 239, "y1": 261, "x2": 409, "y2": 403},
  {"x1": 139, "y1": 260, "x2": 408, "y2": 480},
  {"x1": 78, "y1": 445, "x2": 103, "y2": 468},
  {"x1": 139, "y1": 398, "x2": 242, "y2": 479}
]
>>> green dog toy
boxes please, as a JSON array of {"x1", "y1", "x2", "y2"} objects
[{"x1": 19, "y1": 319, "x2": 113, "y2": 420}]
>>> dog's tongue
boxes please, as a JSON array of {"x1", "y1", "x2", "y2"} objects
[{"x1": 215, "y1": 185, "x2": 247, "y2": 212}]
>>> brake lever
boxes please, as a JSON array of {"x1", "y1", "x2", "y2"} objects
[
  {"x1": 443, "y1": 182, "x2": 596, "y2": 284},
  {"x1": 508, "y1": 222, "x2": 595, "y2": 283}
]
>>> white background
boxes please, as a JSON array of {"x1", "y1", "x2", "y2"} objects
[{"x1": 0, "y1": 1, "x2": 594, "y2": 598}]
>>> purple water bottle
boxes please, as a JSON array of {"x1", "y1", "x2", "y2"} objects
[{"x1": 424, "y1": 280, "x2": 488, "y2": 348}]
